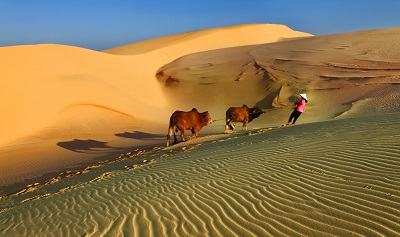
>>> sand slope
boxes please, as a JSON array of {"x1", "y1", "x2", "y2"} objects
[
  {"x1": 1, "y1": 112, "x2": 399, "y2": 236},
  {"x1": 0, "y1": 44, "x2": 166, "y2": 146}
]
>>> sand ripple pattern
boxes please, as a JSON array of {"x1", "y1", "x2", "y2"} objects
[{"x1": 1, "y1": 114, "x2": 399, "y2": 236}]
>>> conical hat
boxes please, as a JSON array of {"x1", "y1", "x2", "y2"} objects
[{"x1": 300, "y1": 93, "x2": 308, "y2": 101}]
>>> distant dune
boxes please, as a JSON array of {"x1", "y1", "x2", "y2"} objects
[{"x1": 157, "y1": 28, "x2": 400, "y2": 123}]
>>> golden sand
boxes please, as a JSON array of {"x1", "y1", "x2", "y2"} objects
[
  {"x1": 0, "y1": 24, "x2": 399, "y2": 236},
  {"x1": 1, "y1": 113, "x2": 399, "y2": 236}
]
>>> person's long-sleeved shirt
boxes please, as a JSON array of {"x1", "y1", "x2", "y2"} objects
[{"x1": 295, "y1": 98, "x2": 306, "y2": 112}]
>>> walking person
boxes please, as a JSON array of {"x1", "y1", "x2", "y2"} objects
[{"x1": 287, "y1": 93, "x2": 307, "y2": 125}]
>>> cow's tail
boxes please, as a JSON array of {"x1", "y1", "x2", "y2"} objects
[{"x1": 166, "y1": 115, "x2": 177, "y2": 146}]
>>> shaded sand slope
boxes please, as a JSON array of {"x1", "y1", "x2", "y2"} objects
[
  {"x1": 0, "y1": 44, "x2": 167, "y2": 146},
  {"x1": 157, "y1": 28, "x2": 400, "y2": 127},
  {"x1": 0, "y1": 44, "x2": 168, "y2": 194},
  {"x1": 0, "y1": 24, "x2": 311, "y2": 195},
  {"x1": 1, "y1": 112, "x2": 399, "y2": 236}
]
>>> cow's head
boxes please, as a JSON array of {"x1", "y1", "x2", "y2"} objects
[
  {"x1": 201, "y1": 111, "x2": 212, "y2": 124},
  {"x1": 249, "y1": 106, "x2": 264, "y2": 122}
]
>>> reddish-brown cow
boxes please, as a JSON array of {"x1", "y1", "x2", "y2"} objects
[
  {"x1": 166, "y1": 108, "x2": 212, "y2": 146},
  {"x1": 224, "y1": 104, "x2": 264, "y2": 133}
]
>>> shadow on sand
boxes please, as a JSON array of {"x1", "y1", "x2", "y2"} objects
[
  {"x1": 57, "y1": 131, "x2": 165, "y2": 153},
  {"x1": 115, "y1": 131, "x2": 165, "y2": 140},
  {"x1": 57, "y1": 139, "x2": 120, "y2": 153}
]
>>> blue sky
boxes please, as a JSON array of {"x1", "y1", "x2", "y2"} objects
[{"x1": 1, "y1": 0, "x2": 399, "y2": 50}]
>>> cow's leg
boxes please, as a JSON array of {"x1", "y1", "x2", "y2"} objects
[
  {"x1": 166, "y1": 125, "x2": 174, "y2": 146},
  {"x1": 230, "y1": 121, "x2": 236, "y2": 130},
  {"x1": 242, "y1": 120, "x2": 248, "y2": 131},
  {"x1": 179, "y1": 128, "x2": 186, "y2": 142},
  {"x1": 173, "y1": 129, "x2": 178, "y2": 144},
  {"x1": 226, "y1": 118, "x2": 234, "y2": 129},
  {"x1": 224, "y1": 119, "x2": 235, "y2": 133},
  {"x1": 192, "y1": 128, "x2": 200, "y2": 138},
  {"x1": 224, "y1": 119, "x2": 230, "y2": 133},
  {"x1": 190, "y1": 128, "x2": 198, "y2": 139},
  {"x1": 224, "y1": 124, "x2": 230, "y2": 134}
]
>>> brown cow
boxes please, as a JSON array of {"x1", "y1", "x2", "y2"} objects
[
  {"x1": 166, "y1": 108, "x2": 212, "y2": 146},
  {"x1": 224, "y1": 104, "x2": 264, "y2": 133}
]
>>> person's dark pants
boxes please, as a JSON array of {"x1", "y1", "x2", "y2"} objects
[{"x1": 288, "y1": 110, "x2": 302, "y2": 124}]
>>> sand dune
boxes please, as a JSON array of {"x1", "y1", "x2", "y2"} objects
[
  {"x1": 0, "y1": 24, "x2": 311, "y2": 195},
  {"x1": 1, "y1": 24, "x2": 400, "y2": 236}
]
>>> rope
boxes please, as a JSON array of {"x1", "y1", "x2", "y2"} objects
[
  {"x1": 261, "y1": 107, "x2": 284, "y2": 113},
  {"x1": 210, "y1": 107, "x2": 284, "y2": 125},
  {"x1": 248, "y1": 107, "x2": 282, "y2": 115}
]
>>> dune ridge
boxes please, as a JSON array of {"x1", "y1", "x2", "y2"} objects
[{"x1": 104, "y1": 24, "x2": 312, "y2": 55}]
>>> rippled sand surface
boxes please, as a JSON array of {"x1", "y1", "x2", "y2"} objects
[{"x1": 1, "y1": 113, "x2": 399, "y2": 236}]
